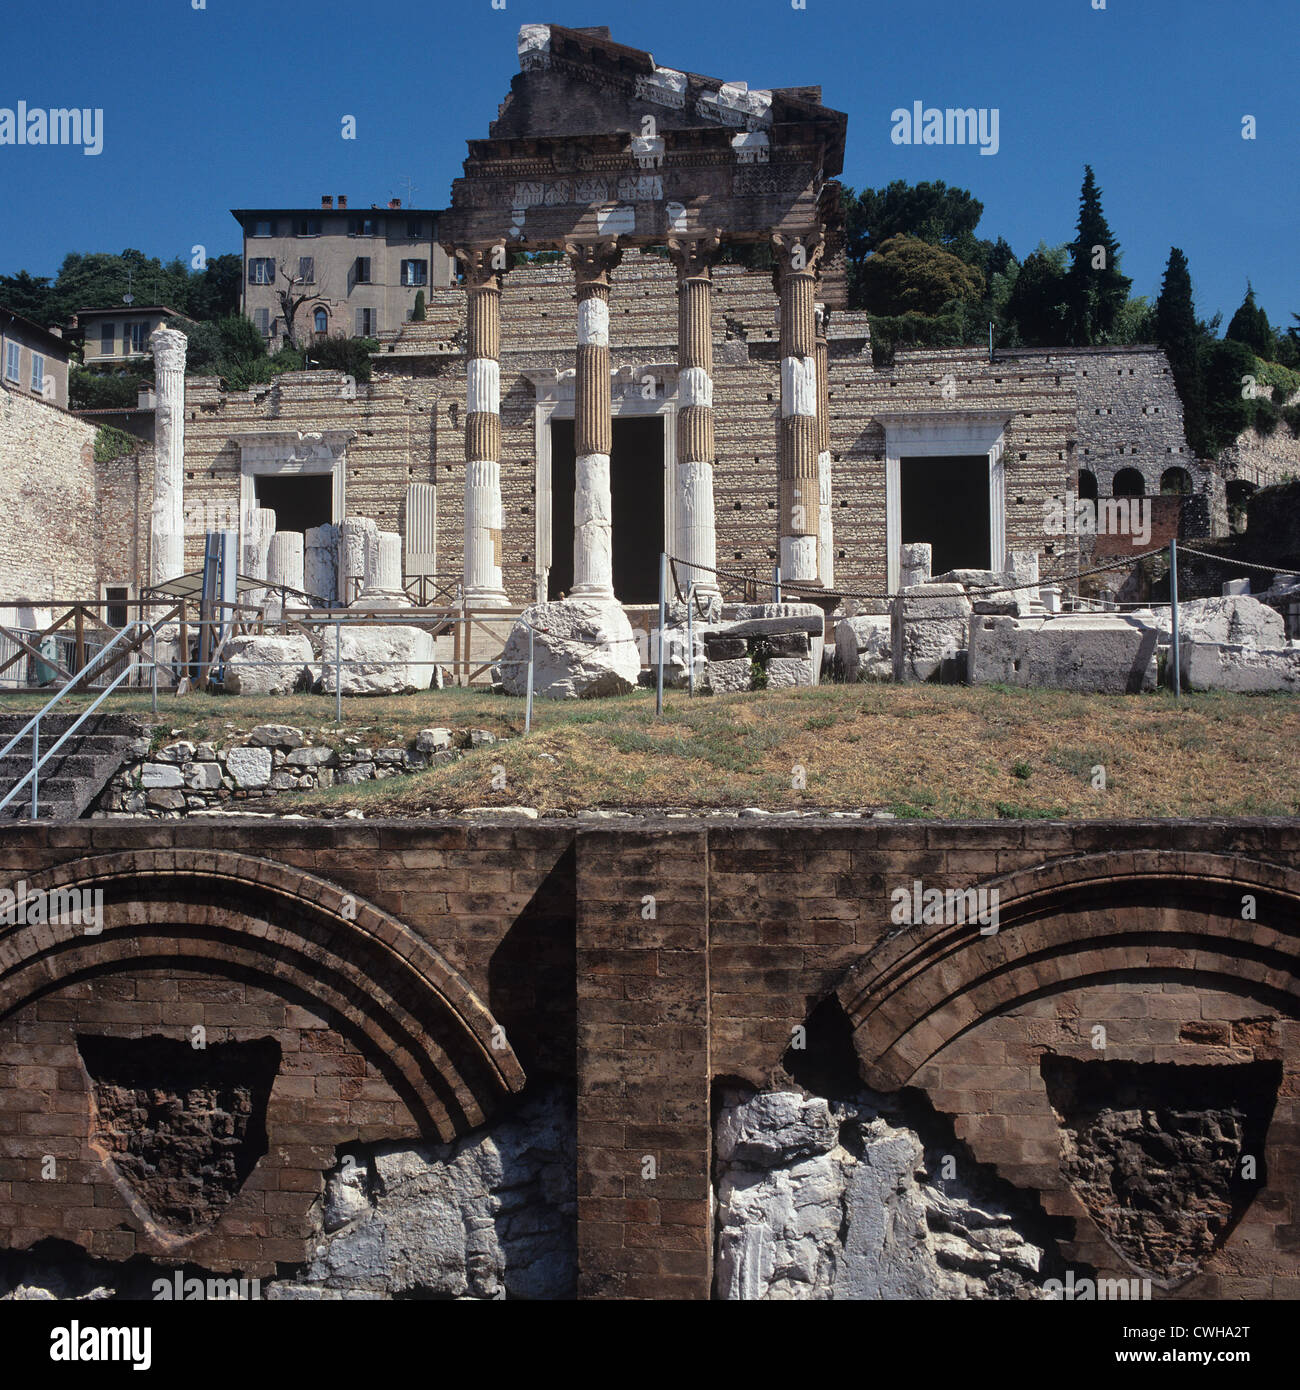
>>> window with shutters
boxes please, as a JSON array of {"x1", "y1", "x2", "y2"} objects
[
  {"x1": 127, "y1": 323, "x2": 149, "y2": 353},
  {"x1": 406, "y1": 219, "x2": 423, "y2": 238},
  {"x1": 252, "y1": 219, "x2": 273, "y2": 237},
  {"x1": 100, "y1": 322, "x2": 115, "y2": 352},
  {"x1": 356, "y1": 308, "x2": 378, "y2": 336},
  {"x1": 255, "y1": 307, "x2": 270, "y2": 335},
  {"x1": 31, "y1": 353, "x2": 44, "y2": 392},
  {"x1": 298, "y1": 257, "x2": 315, "y2": 284},
  {"x1": 4, "y1": 342, "x2": 19, "y2": 382},
  {"x1": 349, "y1": 217, "x2": 378, "y2": 237},
  {"x1": 401, "y1": 259, "x2": 428, "y2": 287},
  {"x1": 295, "y1": 217, "x2": 320, "y2": 236},
  {"x1": 249, "y1": 258, "x2": 275, "y2": 285},
  {"x1": 354, "y1": 257, "x2": 371, "y2": 285}
]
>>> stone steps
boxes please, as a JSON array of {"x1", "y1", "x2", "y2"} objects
[{"x1": 0, "y1": 713, "x2": 148, "y2": 822}]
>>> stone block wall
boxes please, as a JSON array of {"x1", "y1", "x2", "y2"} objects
[{"x1": 0, "y1": 387, "x2": 97, "y2": 605}]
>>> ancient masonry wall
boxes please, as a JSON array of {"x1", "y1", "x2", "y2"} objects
[
  {"x1": 0, "y1": 818, "x2": 1296, "y2": 1300},
  {"x1": 95, "y1": 440, "x2": 152, "y2": 594},
  {"x1": 1071, "y1": 346, "x2": 1193, "y2": 495},
  {"x1": 102, "y1": 264, "x2": 1193, "y2": 606},
  {"x1": 0, "y1": 386, "x2": 98, "y2": 604}
]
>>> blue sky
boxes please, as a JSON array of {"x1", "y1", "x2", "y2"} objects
[{"x1": 2, "y1": 0, "x2": 1295, "y2": 329}]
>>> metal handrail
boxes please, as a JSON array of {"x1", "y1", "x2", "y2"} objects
[
  {"x1": 0, "y1": 618, "x2": 159, "y2": 765},
  {"x1": 0, "y1": 617, "x2": 165, "y2": 820}
]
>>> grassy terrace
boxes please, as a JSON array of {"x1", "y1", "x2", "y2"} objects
[{"x1": 1, "y1": 683, "x2": 1297, "y2": 819}]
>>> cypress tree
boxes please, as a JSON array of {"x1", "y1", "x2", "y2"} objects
[
  {"x1": 1066, "y1": 165, "x2": 1131, "y2": 345},
  {"x1": 1225, "y1": 283, "x2": 1274, "y2": 358},
  {"x1": 1155, "y1": 247, "x2": 1206, "y2": 456}
]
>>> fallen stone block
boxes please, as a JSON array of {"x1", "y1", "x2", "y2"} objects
[
  {"x1": 703, "y1": 635, "x2": 747, "y2": 661},
  {"x1": 764, "y1": 655, "x2": 817, "y2": 688},
  {"x1": 319, "y1": 626, "x2": 436, "y2": 696},
  {"x1": 968, "y1": 614, "x2": 1158, "y2": 693},
  {"x1": 836, "y1": 616, "x2": 892, "y2": 682},
  {"x1": 1180, "y1": 640, "x2": 1300, "y2": 693},
  {"x1": 892, "y1": 584, "x2": 972, "y2": 682},
  {"x1": 1146, "y1": 595, "x2": 1286, "y2": 648},
  {"x1": 222, "y1": 635, "x2": 313, "y2": 696},
  {"x1": 703, "y1": 657, "x2": 752, "y2": 694},
  {"x1": 499, "y1": 599, "x2": 641, "y2": 699},
  {"x1": 765, "y1": 632, "x2": 810, "y2": 657}
]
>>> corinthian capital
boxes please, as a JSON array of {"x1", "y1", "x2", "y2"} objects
[
  {"x1": 456, "y1": 243, "x2": 508, "y2": 290},
  {"x1": 667, "y1": 230, "x2": 723, "y2": 280},
  {"x1": 564, "y1": 238, "x2": 623, "y2": 292},
  {"x1": 770, "y1": 230, "x2": 826, "y2": 289}
]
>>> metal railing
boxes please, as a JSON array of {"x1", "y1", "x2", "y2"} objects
[{"x1": 0, "y1": 618, "x2": 164, "y2": 820}]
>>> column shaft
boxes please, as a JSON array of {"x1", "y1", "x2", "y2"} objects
[
  {"x1": 459, "y1": 245, "x2": 508, "y2": 606},
  {"x1": 773, "y1": 235, "x2": 823, "y2": 585},
  {"x1": 148, "y1": 327, "x2": 188, "y2": 586},
  {"x1": 671, "y1": 233, "x2": 721, "y2": 600},
  {"x1": 815, "y1": 302, "x2": 833, "y2": 589},
  {"x1": 567, "y1": 241, "x2": 621, "y2": 600}
]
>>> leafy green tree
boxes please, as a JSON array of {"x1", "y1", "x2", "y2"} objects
[
  {"x1": 1225, "y1": 283, "x2": 1275, "y2": 358},
  {"x1": 1004, "y1": 243, "x2": 1070, "y2": 346},
  {"x1": 1066, "y1": 166, "x2": 1131, "y2": 344},
  {"x1": 305, "y1": 334, "x2": 380, "y2": 384},
  {"x1": 0, "y1": 270, "x2": 53, "y2": 321},
  {"x1": 856, "y1": 234, "x2": 984, "y2": 317},
  {"x1": 186, "y1": 254, "x2": 242, "y2": 321},
  {"x1": 1200, "y1": 338, "x2": 1258, "y2": 455},
  {"x1": 70, "y1": 366, "x2": 150, "y2": 410}
]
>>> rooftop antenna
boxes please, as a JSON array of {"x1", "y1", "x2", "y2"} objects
[{"x1": 398, "y1": 175, "x2": 418, "y2": 206}]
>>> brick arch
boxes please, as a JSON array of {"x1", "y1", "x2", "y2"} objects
[
  {"x1": 0, "y1": 849, "x2": 525, "y2": 1140},
  {"x1": 837, "y1": 850, "x2": 1300, "y2": 1090}
]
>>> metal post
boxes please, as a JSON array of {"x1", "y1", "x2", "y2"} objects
[
  {"x1": 525, "y1": 623, "x2": 535, "y2": 735},
  {"x1": 1170, "y1": 537, "x2": 1181, "y2": 699},
  {"x1": 150, "y1": 628, "x2": 158, "y2": 715},
  {"x1": 656, "y1": 551, "x2": 667, "y2": 718},
  {"x1": 687, "y1": 579, "x2": 695, "y2": 697},
  {"x1": 774, "y1": 564, "x2": 782, "y2": 605},
  {"x1": 30, "y1": 724, "x2": 38, "y2": 820},
  {"x1": 334, "y1": 618, "x2": 343, "y2": 723}
]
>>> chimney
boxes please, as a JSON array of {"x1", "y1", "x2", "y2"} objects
[
  {"x1": 338, "y1": 194, "x2": 348, "y2": 209},
  {"x1": 321, "y1": 195, "x2": 333, "y2": 209},
  {"x1": 388, "y1": 198, "x2": 401, "y2": 209}
]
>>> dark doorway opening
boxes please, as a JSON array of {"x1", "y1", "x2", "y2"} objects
[
  {"x1": 254, "y1": 474, "x2": 333, "y2": 534},
  {"x1": 548, "y1": 416, "x2": 664, "y2": 602},
  {"x1": 900, "y1": 455, "x2": 989, "y2": 576}
]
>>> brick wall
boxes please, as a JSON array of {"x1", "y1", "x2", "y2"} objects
[{"x1": 1, "y1": 817, "x2": 1297, "y2": 1297}]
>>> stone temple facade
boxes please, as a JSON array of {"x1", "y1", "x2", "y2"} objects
[{"x1": 23, "y1": 24, "x2": 1214, "y2": 627}]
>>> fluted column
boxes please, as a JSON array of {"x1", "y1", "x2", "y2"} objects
[
  {"x1": 815, "y1": 301, "x2": 833, "y2": 589},
  {"x1": 458, "y1": 245, "x2": 509, "y2": 606},
  {"x1": 565, "y1": 239, "x2": 622, "y2": 600},
  {"x1": 669, "y1": 232, "x2": 722, "y2": 601},
  {"x1": 148, "y1": 326, "x2": 188, "y2": 585},
  {"x1": 772, "y1": 233, "x2": 824, "y2": 585}
]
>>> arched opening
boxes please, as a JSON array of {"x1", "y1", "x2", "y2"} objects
[
  {"x1": 1077, "y1": 468, "x2": 1098, "y2": 502},
  {"x1": 1160, "y1": 466, "x2": 1193, "y2": 496},
  {"x1": 1112, "y1": 467, "x2": 1145, "y2": 498},
  {"x1": 313, "y1": 307, "x2": 329, "y2": 335},
  {"x1": 1226, "y1": 479, "x2": 1255, "y2": 535}
]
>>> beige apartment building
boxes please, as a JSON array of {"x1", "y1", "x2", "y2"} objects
[
  {"x1": 74, "y1": 305, "x2": 194, "y2": 364},
  {"x1": 0, "y1": 306, "x2": 70, "y2": 408},
  {"x1": 232, "y1": 197, "x2": 455, "y2": 348}
]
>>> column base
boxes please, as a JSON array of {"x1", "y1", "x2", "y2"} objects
[
  {"x1": 464, "y1": 587, "x2": 511, "y2": 608},
  {"x1": 780, "y1": 535, "x2": 822, "y2": 585}
]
